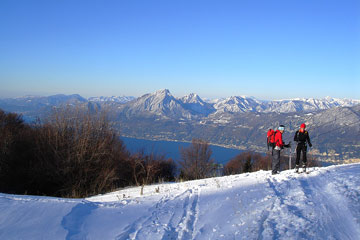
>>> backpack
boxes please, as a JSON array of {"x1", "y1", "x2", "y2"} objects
[{"x1": 267, "y1": 129, "x2": 276, "y2": 150}]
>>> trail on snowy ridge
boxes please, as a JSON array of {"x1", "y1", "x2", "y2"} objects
[
  {"x1": 116, "y1": 188, "x2": 201, "y2": 240},
  {"x1": 260, "y1": 166, "x2": 360, "y2": 240},
  {"x1": 0, "y1": 164, "x2": 359, "y2": 240},
  {"x1": 112, "y1": 165, "x2": 360, "y2": 240}
]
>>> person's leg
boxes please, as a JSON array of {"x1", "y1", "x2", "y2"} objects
[
  {"x1": 272, "y1": 150, "x2": 280, "y2": 174},
  {"x1": 302, "y1": 145, "x2": 307, "y2": 170},
  {"x1": 295, "y1": 145, "x2": 301, "y2": 171}
]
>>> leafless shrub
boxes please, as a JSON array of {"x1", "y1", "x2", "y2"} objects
[
  {"x1": 252, "y1": 153, "x2": 272, "y2": 171},
  {"x1": 0, "y1": 107, "x2": 177, "y2": 198},
  {"x1": 0, "y1": 110, "x2": 36, "y2": 194},
  {"x1": 307, "y1": 152, "x2": 321, "y2": 168},
  {"x1": 179, "y1": 138, "x2": 215, "y2": 180},
  {"x1": 33, "y1": 106, "x2": 130, "y2": 197},
  {"x1": 224, "y1": 152, "x2": 272, "y2": 175},
  {"x1": 130, "y1": 150, "x2": 176, "y2": 189}
]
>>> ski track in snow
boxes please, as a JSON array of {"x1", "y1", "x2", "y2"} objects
[
  {"x1": 0, "y1": 163, "x2": 359, "y2": 240},
  {"x1": 117, "y1": 188, "x2": 200, "y2": 240},
  {"x1": 61, "y1": 201, "x2": 98, "y2": 240}
]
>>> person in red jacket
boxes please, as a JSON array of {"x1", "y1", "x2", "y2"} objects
[{"x1": 272, "y1": 125, "x2": 290, "y2": 175}]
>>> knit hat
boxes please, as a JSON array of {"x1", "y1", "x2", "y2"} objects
[{"x1": 300, "y1": 123, "x2": 306, "y2": 129}]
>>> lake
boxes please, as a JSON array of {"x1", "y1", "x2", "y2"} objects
[
  {"x1": 121, "y1": 137, "x2": 332, "y2": 168},
  {"x1": 121, "y1": 137, "x2": 244, "y2": 166}
]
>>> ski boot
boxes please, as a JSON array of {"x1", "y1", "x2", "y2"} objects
[
  {"x1": 302, "y1": 164, "x2": 307, "y2": 173},
  {"x1": 295, "y1": 165, "x2": 299, "y2": 173}
]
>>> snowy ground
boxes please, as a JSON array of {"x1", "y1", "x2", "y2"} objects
[{"x1": 1, "y1": 163, "x2": 360, "y2": 240}]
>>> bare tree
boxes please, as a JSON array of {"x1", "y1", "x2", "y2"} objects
[
  {"x1": 224, "y1": 152, "x2": 272, "y2": 175},
  {"x1": 0, "y1": 106, "x2": 177, "y2": 198},
  {"x1": 252, "y1": 153, "x2": 272, "y2": 171},
  {"x1": 130, "y1": 151, "x2": 157, "y2": 187},
  {"x1": 307, "y1": 152, "x2": 321, "y2": 167},
  {"x1": 34, "y1": 106, "x2": 129, "y2": 197},
  {"x1": 223, "y1": 152, "x2": 249, "y2": 175},
  {"x1": 130, "y1": 150, "x2": 176, "y2": 194},
  {"x1": 0, "y1": 110, "x2": 35, "y2": 194},
  {"x1": 179, "y1": 138, "x2": 215, "y2": 180}
]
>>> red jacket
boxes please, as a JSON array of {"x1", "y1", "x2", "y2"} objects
[{"x1": 274, "y1": 130, "x2": 284, "y2": 148}]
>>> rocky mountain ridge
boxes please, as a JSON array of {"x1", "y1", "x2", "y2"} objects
[
  {"x1": 2, "y1": 89, "x2": 359, "y2": 117},
  {"x1": 88, "y1": 96, "x2": 135, "y2": 103},
  {"x1": 1, "y1": 90, "x2": 359, "y2": 161}
]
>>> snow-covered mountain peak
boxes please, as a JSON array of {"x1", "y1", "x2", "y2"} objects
[
  {"x1": 122, "y1": 89, "x2": 194, "y2": 119},
  {"x1": 324, "y1": 96, "x2": 334, "y2": 101},
  {"x1": 154, "y1": 89, "x2": 172, "y2": 97},
  {"x1": 180, "y1": 93, "x2": 215, "y2": 115},
  {"x1": 181, "y1": 93, "x2": 204, "y2": 104},
  {"x1": 88, "y1": 96, "x2": 135, "y2": 103},
  {"x1": 2, "y1": 90, "x2": 360, "y2": 118},
  {"x1": 148, "y1": 89, "x2": 178, "y2": 104},
  {"x1": 135, "y1": 89, "x2": 176, "y2": 105},
  {"x1": 214, "y1": 95, "x2": 262, "y2": 113}
]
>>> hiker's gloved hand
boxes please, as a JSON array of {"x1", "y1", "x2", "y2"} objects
[
  {"x1": 284, "y1": 143, "x2": 290, "y2": 148},
  {"x1": 309, "y1": 143, "x2": 312, "y2": 148}
]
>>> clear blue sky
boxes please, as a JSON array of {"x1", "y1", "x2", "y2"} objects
[{"x1": 0, "y1": 0, "x2": 359, "y2": 100}]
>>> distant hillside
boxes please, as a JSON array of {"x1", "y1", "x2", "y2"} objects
[
  {"x1": 1, "y1": 90, "x2": 359, "y2": 161},
  {"x1": 116, "y1": 104, "x2": 360, "y2": 161},
  {"x1": 112, "y1": 89, "x2": 360, "y2": 117},
  {"x1": 2, "y1": 90, "x2": 360, "y2": 117},
  {"x1": 88, "y1": 96, "x2": 136, "y2": 103},
  {"x1": 0, "y1": 94, "x2": 88, "y2": 121}
]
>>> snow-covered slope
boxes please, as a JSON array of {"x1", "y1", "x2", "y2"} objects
[
  {"x1": 88, "y1": 96, "x2": 135, "y2": 104},
  {"x1": 112, "y1": 90, "x2": 360, "y2": 119},
  {"x1": 212, "y1": 96, "x2": 360, "y2": 114},
  {"x1": 1, "y1": 163, "x2": 359, "y2": 240},
  {"x1": 0, "y1": 94, "x2": 87, "y2": 107},
  {"x1": 262, "y1": 97, "x2": 360, "y2": 113},
  {"x1": 120, "y1": 89, "x2": 194, "y2": 119},
  {"x1": 125, "y1": 90, "x2": 360, "y2": 115},
  {"x1": 180, "y1": 93, "x2": 215, "y2": 115},
  {"x1": 213, "y1": 96, "x2": 264, "y2": 113}
]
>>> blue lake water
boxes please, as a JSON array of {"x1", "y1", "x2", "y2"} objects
[
  {"x1": 121, "y1": 137, "x2": 331, "y2": 168},
  {"x1": 121, "y1": 137, "x2": 243, "y2": 166}
]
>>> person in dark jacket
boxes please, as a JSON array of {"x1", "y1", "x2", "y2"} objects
[
  {"x1": 294, "y1": 123, "x2": 312, "y2": 172},
  {"x1": 272, "y1": 125, "x2": 290, "y2": 175}
]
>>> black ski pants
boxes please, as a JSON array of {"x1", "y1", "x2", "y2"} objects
[{"x1": 296, "y1": 143, "x2": 307, "y2": 166}]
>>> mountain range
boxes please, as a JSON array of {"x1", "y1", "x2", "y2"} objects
[
  {"x1": 100, "y1": 89, "x2": 360, "y2": 119},
  {"x1": 1, "y1": 89, "x2": 359, "y2": 118},
  {"x1": 88, "y1": 96, "x2": 136, "y2": 103},
  {"x1": 1, "y1": 89, "x2": 359, "y2": 161}
]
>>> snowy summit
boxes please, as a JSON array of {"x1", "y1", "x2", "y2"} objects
[{"x1": 1, "y1": 163, "x2": 359, "y2": 239}]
